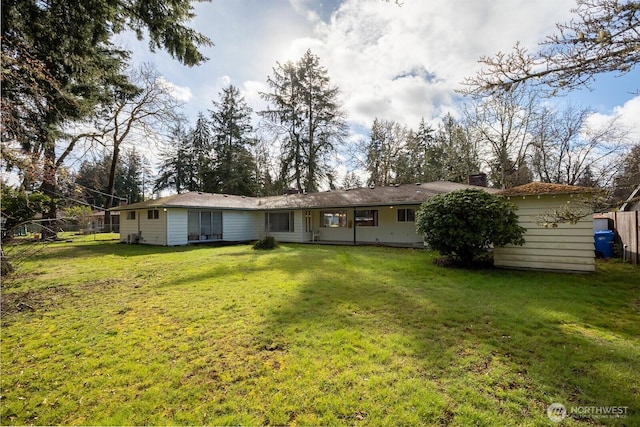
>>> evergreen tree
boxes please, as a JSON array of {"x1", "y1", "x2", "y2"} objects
[
  {"x1": 155, "y1": 125, "x2": 192, "y2": 194},
  {"x1": 75, "y1": 154, "x2": 122, "y2": 209},
  {"x1": 404, "y1": 119, "x2": 438, "y2": 183},
  {"x1": 364, "y1": 118, "x2": 410, "y2": 186},
  {"x1": 209, "y1": 85, "x2": 257, "y2": 196},
  {"x1": 120, "y1": 149, "x2": 144, "y2": 204},
  {"x1": 260, "y1": 49, "x2": 347, "y2": 193},
  {"x1": 436, "y1": 113, "x2": 481, "y2": 184},
  {"x1": 366, "y1": 118, "x2": 384, "y2": 186},
  {"x1": 189, "y1": 112, "x2": 214, "y2": 192},
  {"x1": 341, "y1": 171, "x2": 363, "y2": 189},
  {"x1": 154, "y1": 114, "x2": 214, "y2": 194},
  {"x1": 1, "y1": 0, "x2": 211, "y2": 234}
]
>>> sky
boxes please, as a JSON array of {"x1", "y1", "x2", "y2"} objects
[{"x1": 119, "y1": 0, "x2": 639, "y2": 174}]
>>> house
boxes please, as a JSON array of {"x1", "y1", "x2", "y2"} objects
[
  {"x1": 112, "y1": 181, "x2": 496, "y2": 247},
  {"x1": 620, "y1": 183, "x2": 640, "y2": 212},
  {"x1": 89, "y1": 210, "x2": 120, "y2": 233},
  {"x1": 494, "y1": 182, "x2": 598, "y2": 273}
]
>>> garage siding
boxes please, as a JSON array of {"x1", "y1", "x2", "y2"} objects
[{"x1": 494, "y1": 195, "x2": 595, "y2": 272}]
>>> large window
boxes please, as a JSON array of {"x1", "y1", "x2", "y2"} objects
[
  {"x1": 397, "y1": 208, "x2": 415, "y2": 222},
  {"x1": 265, "y1": 212, "x2": 294, "y2": 232},
  {"x1": 355, "y1": 210, "x2": 378, "y2": 227},
  {"x1": 322, "y1": 210, "x2": 347, "y2": 228},
  {"x1": 188, "y1": 211, "x2": 223, "y2": 241},
  {"x1": 147, "y1": 209, "x2": 159, "y2": 219}
]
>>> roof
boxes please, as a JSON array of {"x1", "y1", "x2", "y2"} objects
[
  {"x1": 112, "y1": 181, "x2": 498, "y2": 212},
  {"x1": 111, "y1": 192, "x2": 256, "y2": 211},
  {"x1": 258, "y1": 181, "x2": 498, "y2": 210},
  {"x1": 620, "y1": 183, "x2": 640, "y2": 211},
  {"x1": 497, "y1": 182, "x2": 598, "y2": 197}
]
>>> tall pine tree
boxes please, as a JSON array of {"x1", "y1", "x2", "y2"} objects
[
  {"x1": 260, "y1": 49, "x2": 346, "y2": 193},
  {"x1": 209, "y1": 85, "x2": 257, "y2": 196},
  {"x1": 1, "y1": 0, "x2": 211, "y2": 234}
]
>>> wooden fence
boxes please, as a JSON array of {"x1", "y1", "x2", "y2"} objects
[{"x1": 597, "y1": 211, "x2": 639, "y2": 265}]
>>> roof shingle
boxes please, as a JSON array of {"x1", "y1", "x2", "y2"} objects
[
  {"x1": 113, "y1": 181, "x2": 498, "y2": 211},
  {"x1": 497, "y1": 182, "x2": 598, "y2": 197}
]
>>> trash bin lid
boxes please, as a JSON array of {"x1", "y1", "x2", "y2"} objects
[{"x1": 594, "y1": 230, "x2": 614, "y2": 236}]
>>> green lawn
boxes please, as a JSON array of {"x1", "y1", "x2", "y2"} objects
[{"x1": 1, "y1": 237, "x2": 638, "y2": 426}]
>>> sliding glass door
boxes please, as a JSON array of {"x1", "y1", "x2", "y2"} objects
[{"x1": 188, "y1": 211, "x2": 223, "y2": 241}]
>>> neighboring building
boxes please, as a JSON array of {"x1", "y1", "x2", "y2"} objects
[
  {"x1": 620, "y1": 183, "x2": 640, "y2": 212},
  {"x1": 90, "y1": 210, "x2": 120, "y2": 233},
  {"x1": 111, "y1": 181, "x2": 496, "y2": 247},
  {"x1": 494, "y1": 182, "x2": 598, "y2": 273}
]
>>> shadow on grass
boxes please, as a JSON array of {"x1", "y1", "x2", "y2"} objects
[
  {"x1": 258, "y1": 247, "x2": 640, "y2": 424},
  {"x1": 5, "y1": 239, "x2": 235, "y2": 263}
]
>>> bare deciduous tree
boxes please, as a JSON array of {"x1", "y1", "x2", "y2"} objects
[
  {"x1": 465, "y1": 86, "x2": 538, "y2": 188},
  {"x1": 95, "y1": 63, "x2": 184, "y2": 228},
  {"x1": 532, "y1": 104, "x2": 629, "y2": 186},
  {"x1": 461, "y1": 0, "x2": 640, "y2": 96}
]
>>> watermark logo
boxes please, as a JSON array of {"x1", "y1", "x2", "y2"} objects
[
  {"x1": 547, "y1": 403, "x2": 567, "y2": 422},
  {"x1": 547, "y1": 403, "x2": 629, "y2": 422}
]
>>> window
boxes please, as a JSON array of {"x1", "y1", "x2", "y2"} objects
[
  {"x1": 322, "y1": 210, "x2": 347, "y2": 227},
  {"x1": 397, "y1": 208, "x2": 415, "y2": 222},
  {"x1": 355, "y1": 210, "x2": 378, "y2": 227},
  {"x1": 188, "y1": 210, "x2": 223, "y2": 241},
  {"x1": 126, "y1": 211, "x2": 136, "y2": 220},
  {"x1": 265, "y1": 212, "x2": 294, "y2": 232},
  {"x1": 147, "y1": 209, "x2": 159, "y2": 220}
]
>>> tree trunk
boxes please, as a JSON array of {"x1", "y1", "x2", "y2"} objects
[
  {"x1": 104, "y1": 144, "x2": 120, "y2": 233},
  {"x1": 41, "y1": 135, "x2": 58, "y2": 240}
]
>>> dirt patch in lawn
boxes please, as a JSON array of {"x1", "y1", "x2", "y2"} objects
[
  {"x1": 1, "y1": 286, "x2": 72, "y2": 321},
  {"x1": 1, "y1": 279, "x2": 123, "y2": 324}
]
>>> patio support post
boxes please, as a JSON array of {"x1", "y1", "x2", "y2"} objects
[{"x1": 353, "y1": 208, "x2": 357, "y2": 245}]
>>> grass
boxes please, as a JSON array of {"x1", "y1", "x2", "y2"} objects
[{"x1": 1, "y1": 237, "x2": 638, "y2": 426}]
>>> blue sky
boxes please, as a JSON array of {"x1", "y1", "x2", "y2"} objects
[{"x1": 121, "y1": 0, "x2": 639, "y2": 168}]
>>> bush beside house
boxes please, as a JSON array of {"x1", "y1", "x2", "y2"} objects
[{"x1": 416, "y1": 189, "x2": 525, "y2": 265}]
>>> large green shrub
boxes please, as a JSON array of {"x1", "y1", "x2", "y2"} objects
[{"x1": 416, "y1": 189, "x2": 525, "y2": 264}]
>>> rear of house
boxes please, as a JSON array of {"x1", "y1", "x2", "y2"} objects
[
  {"x1": 262, "y1": 206, "x2": 424, "y2": 246},
  {"x1": 113, "y1": 181, "x2": 495, "y2": 247},
  {"x1": 494, "y1": 183, "x2": 597, "y2": 273},
  {"x1": 117, "y1": 192, "x2": 260, "y2": 246}
]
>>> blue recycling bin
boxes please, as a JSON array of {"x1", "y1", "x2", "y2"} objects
[{"x1": 594, "y1": 230, "x2": 614, "y2": 258}]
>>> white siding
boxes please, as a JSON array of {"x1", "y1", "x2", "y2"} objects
[
  {"x1": 353, "y1": 206, "x2": 422, "y2": 245},
  {"x1": 223, "y1": 211, "x2": 261, "y2": 241},
  {"x1": 138, "y1": 208, "x2": 168, "y2": 246},
  {"x1": 494, "y1": 195, "x2": 595, "y2": 272},
  {"x1": 305, "y1": 206, "x2": 422, "y2": 245},
  {"x1": 268, "y1": 210, "x2": 306, "y2": 243},
  {"x1": 167, "y1": 209, "x2": 188, "y2": 246},
  {"x1": 119, "y1": 211, "x2": 139, "y2": 243}
]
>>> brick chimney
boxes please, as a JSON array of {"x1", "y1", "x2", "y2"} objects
[{"x1": 468, "y1": 173, "x2": 487, "y2": 187}]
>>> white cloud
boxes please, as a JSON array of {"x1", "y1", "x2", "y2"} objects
[
  {"x1": 127, "y1": 0, "x2": 637, "y2": 149},
  {"x1": 288, "y1": 0, "x2": 321, "y2": 23},
  {"x1": 297, "y1": 0, "x2": 578, "y2": 130},
  {"x1": 586, "y1": 95, "x2": 640, "y2": 143},
  {"x1": 612, "y1": 96, "x2": 640, "y2": 142},
  {"x1": 157, "y1": 77, "x2": 194, "y2": 102}
]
